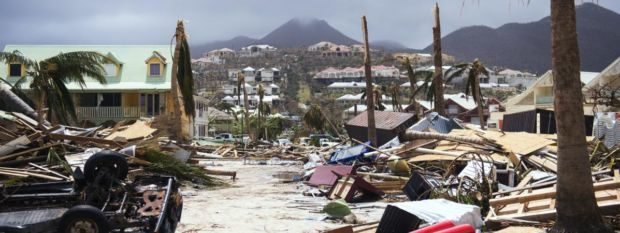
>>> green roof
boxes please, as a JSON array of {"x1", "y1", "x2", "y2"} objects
[{"x1": 1, "y1": 45, "x2": 173, "y2": 91}]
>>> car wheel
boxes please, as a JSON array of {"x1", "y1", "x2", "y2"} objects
[
  {"x1": 84, "y1": 150, "x2": 128, "y2": 183},
  {"x1": 59, "y1": 205, "x2": 110, "y2": 233}
]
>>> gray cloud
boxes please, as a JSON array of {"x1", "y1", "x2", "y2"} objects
[{"x1": 1, "y1": 0, "x2": 619, "y2": 49}]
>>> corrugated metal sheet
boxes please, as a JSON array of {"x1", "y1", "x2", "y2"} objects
[{"x1": 346, "y1": 111, "x2": 416, "y2": 130}]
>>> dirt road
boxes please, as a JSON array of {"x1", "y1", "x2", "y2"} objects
[{"x1": 176, "y1": 160, "x2": 384, "y2": 233}]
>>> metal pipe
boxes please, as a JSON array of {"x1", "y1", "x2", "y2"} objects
[{"x1": 154, "y1": 178, "x2": 173, "y2": 232}]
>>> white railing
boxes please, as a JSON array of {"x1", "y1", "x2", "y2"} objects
[{"x1": 76, "y1": 106, "x2": 141, "y2": 123}]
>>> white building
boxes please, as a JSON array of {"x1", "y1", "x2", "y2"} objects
[
  {"x1": 327, "y1": 82, "x2": 374, "y2": 93},
  {"x1": 239, "y1": 44, "x2": 277, "y2": 57},
  {"x1": 314, "y1": 65, "x2": 400, "y2": 83}
]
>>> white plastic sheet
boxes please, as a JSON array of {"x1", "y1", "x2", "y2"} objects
[{"x1": 389, "y1": 199, "x2": 483, "y2": 228}]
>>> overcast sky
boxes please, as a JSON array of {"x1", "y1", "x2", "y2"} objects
[{"x1": 1, "y1": 0, "x2": 619, "y2": 49}]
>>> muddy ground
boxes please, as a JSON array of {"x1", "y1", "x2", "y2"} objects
[{"x1": 176, "y1": 160, "x2": 386, "y2": 233}]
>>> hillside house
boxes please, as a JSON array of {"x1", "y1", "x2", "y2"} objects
[
  {"x1": 239, "y1": 44, "x2": 277, "y2": 57},
  {"x1": 0, "y1": 45, "x2": 177, "y2": 124},
  {"x1": 583, "y1": 57, "x2": 620, "y2": 112},
  {"x1": 313, "y1": 66, "x2": 400, "y2": 84},
  {"x1": 504, "y1": 70, "x2": 600, "y2": 114}
]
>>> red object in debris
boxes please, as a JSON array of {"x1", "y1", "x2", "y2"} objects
[
  {"x1": 434, "y1": 224, "x2": 475, "y2": 233},
  {"x1": 308, "y1": 165, "x2": 353, "y2": 186},
  {"x1": 410, "y1": 220, "x2": 455, "y2": 233}
]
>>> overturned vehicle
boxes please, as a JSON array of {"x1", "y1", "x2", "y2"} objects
[{"x1": 0, "y1": 151, "x2": 183, "y2": 233}]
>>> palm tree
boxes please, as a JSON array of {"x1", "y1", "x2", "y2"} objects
[
  {"x1": 257, "y1": 84, "x2": 266, "y2": 140},
  {"x1": 215, "y1": 101, "x2": 237, "y2": 121},
  {"x1": 388, "y1": 83, "x2": 403, "y2": 112},
  {"x1": 170, "y1": 20, "x2": 196, "y2": 143},
  {"x1": 238, "y1": 74, "x2": 252, "y2": 142},
  {"x1": 548, "y1": 1, "x2": 611, "y2": 232},
  {"x1": 445, "y1": 59, "x2": 489, "y2": 129},
  {"x1": 360, "y1": 85, "x2": 386, "y2": 111},
  {"x1": 0, "y1": 50, "x2": 109, "y2": 127},
  {"x1": 303, "y1": 104, "x2": 325, "y2": 133}
]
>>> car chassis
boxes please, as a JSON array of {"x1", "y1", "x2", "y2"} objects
[{"x1": 0, "y1": 151, "x2": 183, "y2": 233}]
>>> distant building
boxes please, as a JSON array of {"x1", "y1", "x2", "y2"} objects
[
  {"x1": 307, "y1": 41, "x2": 363, "y2": 57},
  {"x1": 326, "y1": 81, "x2": 373, "y2": 94},
  {"x1": 195, "y1": 48, "x2": 236, "y2": 65},
  {"x1": 239, "y1": 44, "x2": 277, "y2": 57},
  {"x1": 393, "y1": 53, "x2": 455, "y2": 64},
  {"x1": 313, "y1": 65, "x2": 400, "y2": 84}
]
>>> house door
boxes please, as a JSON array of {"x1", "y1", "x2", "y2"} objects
[{"x1": 140, "y1": 93, "x2": 162, "y2": 116}]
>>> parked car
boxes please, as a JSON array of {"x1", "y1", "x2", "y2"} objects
[
  {"x1": 215, "y1": 133, "x2": 235, "y2": 142},
  {"x1": 299, "y1": 137, "x2": 311, "y2": 146},
  {"x1": 275, "y1": 138, "x2": 292, "y2": 146},
  {"x1": 0, "y1": 151, "x2": 183, "y2": 233}
]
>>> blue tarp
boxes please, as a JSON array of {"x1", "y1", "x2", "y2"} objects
[{"x1": 328, "y1": 143, "x2": 371, "y2": 164}]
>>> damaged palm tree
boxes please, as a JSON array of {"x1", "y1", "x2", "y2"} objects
[
  {"x1": 446, "y1": 59, "x2": 489, "y2": 129},
  {"x1": 170, "y1": 20, "x2": 196, "y2": 143},
  {"x1": 432, "y1": 3, "x2": 447, "y2": 116},
  {"x1": 0, "y1": 50, "x2": 109, "y2": 127}
]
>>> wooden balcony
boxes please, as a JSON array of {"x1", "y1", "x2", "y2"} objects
[{"x1": 76, "y1": 106, "x2": 142, "y2": 124}]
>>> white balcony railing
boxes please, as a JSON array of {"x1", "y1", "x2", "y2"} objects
[{"x1": 76, "y1": 106, "x2": 141, "y2": 123}]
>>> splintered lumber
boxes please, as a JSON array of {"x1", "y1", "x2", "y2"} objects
[
  {"x1": 203, "y1": 168, "x2": 236, "y2": 180},
  {"x1": 104, "y1": 120, "x2": 156, "y2": 141},
  {"x1": 0, "y1": 155, "x2": 47, "y2": 167},
  {"x1": 357, "y1": 172, "x2": 409, "y2": 181},
  {"x1": 0, "y1": 143, "x2": 58, "y2": 162},
  {"x1": 490, "y1": 179, "x2": 620, "y2": 206},
  {"x1": 0, "y1": 167, "x2": 63, "y2": 181},
  {"x1": 0, "y1": 135, "x2": 31, "y2": 157},
  {"x1": 49, "y1": 133, "x2": 123, "y2": 147},
  {"x1": 401, "y1": 130, "x2": 487, "y2": 145},
  {"x1": 28, "y1": 162, "x2": 70, "y2": 180}
]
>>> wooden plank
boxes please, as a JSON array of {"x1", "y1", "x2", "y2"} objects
[
  {"x1": 0, "y1": 168, "x2": 63, "y2": 181},
  {"x1": 28, "y1": 162, "x2": 70, "y2": 180},
  {"x1": 49, "y1": 133, "x2": 123, "y2": 147},
  {"x1": 0, "y1": 143, "x2": 58, "y2": 162},
  {"x1": 490, "y1": 180, "x2": 620, "y2": 206},
  {"x1": 511, "y1": 175, "x2": 533, "y2": 196}
]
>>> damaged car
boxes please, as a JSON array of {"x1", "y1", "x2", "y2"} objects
[{"x1": 0, "y1": 150, "x2": 183, "y2": 233}]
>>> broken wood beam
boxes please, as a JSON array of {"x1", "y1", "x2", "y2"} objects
[
  {"x1": 490, "y1": 179, "x2": 620, "y2": 206},
  {"x1": 203, "y1": 168, "x2": 237, "y2": 180},
  {"x1": 0, "y1": 143, "x2": 59, "y2": 162},
  {"x1": 400, "y1": 130, "x2": 487, "y2": 145},
  {"x1": 49, "y1": 133, "x2": 124, "y2": 148}
]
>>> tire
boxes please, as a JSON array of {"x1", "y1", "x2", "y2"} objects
[
  {"x1": 58, "y1": 205, "x2": 110, "y2": 233},
  {"x1": 84, "y1": 150, "x2": 128, "y2": 183}
]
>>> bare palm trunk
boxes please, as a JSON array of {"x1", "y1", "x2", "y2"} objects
[
  {"x1": 474, "y1": 76, "x2": 485, "y2": 129},
  {"x1": 432, "y1": 3, "x2": 446, "y2": 116},
  {"x1": 0, "y1": 83, "x2": 38, "y2": 120},
  {"x1": 37, "y1": 92, "x2": 46, "y2": 130},
  {"x1": 549, "y1": 1, "x2": 611, "y2": 232},
  {"x1": 241, "y1": 76, "x2": 252, "y2": 143},
  {"x1": 171, "y1": 22, "x2": 184, "y2": 143},
  {"x1": 362, "y1": 16, "x2": 377, "y2": 146}
]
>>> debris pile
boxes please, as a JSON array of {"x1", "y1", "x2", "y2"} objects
[{"x1": 260, "y1": 111, "x2": 620, "y2": 232}]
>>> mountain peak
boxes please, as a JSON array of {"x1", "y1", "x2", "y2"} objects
[
  {"x1": 288, "y1": 17, "x2": 326, "y2": 26},
  {"x1": 255, "y1": 18, "x2": 359, "y2": 48}
]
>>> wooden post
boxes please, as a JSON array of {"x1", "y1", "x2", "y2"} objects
[
  {"x1": 432, "y1": 3, "x2": 447, "y2": 116},
  {"x1": 362, "y1": 16, "x2": 378, "y2": 147}
]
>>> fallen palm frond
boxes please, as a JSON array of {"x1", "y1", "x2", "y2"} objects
[{"x1": 140, "y1": 149, "x2": 223, "y2": 186}]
